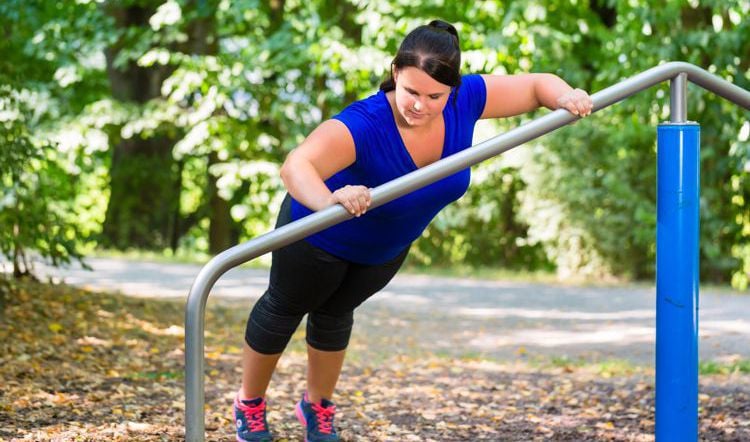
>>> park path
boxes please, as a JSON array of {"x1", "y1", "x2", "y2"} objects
[{"x1": 37, "y1": 257, "x2": 750, "y2": 365}]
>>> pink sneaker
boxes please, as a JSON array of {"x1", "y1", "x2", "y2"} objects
[
  {"x1": 233, "y1": 395, "x2": 273, "y2": 442},
  {"x1": 295, "y1": 392, "x2": 339, "y2": 442}
]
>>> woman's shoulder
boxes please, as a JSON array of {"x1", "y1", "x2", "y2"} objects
[
  {"x1": 451, "y1": 73, "x2": 487, "y2": 121},
  {"x1": 333, "y1": 90, "x2": 391, "y2": 132},
  {"x1": 330, "y1": 90, "x2": 391, "y2": 149},
  {"x1": 337, "y1": 90, "x2": 389, "y2": 120},
  {"x1": 462, "y1": 73, "x2": 484, "y2": 81},
  {"x1": 459, "y1": 73, "x2": 486, "y2": 93}
]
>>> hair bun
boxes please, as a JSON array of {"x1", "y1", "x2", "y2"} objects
[
  {"x1": 428, "y1": 20, "x2": 458, "y2": 38},
  {"x1": 379, "y1": 19, "x2": 462, "y2": 94}
]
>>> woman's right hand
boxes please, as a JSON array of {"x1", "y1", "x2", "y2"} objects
[{"x1": 331, "y1": 185, "x2": 371, "y2": 217}]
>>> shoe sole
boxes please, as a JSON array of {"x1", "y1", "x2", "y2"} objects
[
  {"x1": 295, "y1": 402, "x2": 310, "y2": 442},
  {"x1": 236, "y1": 433, "x2": 272, "y2": 442},
  {"x1": 236, "y1": 431, "x2": 272, "y2": 442},
  {"x1": 236, "y1": 428, "x2": 272, "y2": 442}
]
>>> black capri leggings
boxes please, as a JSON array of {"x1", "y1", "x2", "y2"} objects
[{"x1": 245, "y1": 195, "x2": 409, "y2": 354}]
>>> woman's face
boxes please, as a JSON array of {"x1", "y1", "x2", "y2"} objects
[{"x1": 393, "y1": 67, "x2": 452, "y2": 127}]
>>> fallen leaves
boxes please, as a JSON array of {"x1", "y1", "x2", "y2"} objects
[{"x1": 0, "y1": 280, "x2": 749, "y2": 441}]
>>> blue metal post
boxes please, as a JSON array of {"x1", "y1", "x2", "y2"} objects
[{"x1": 655, "y1": 123, "x2": 700, "y2": 441}]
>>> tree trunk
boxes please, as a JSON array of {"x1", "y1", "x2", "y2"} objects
[
  {"x1": 182, "y1": 1, "x2": 235, "y2": 254},
  {"x1": 103, "y1": 136, "x2": 179, "y2": 249},
  {"x1": 102, "y1": 3, "x2": 178, "y2": 250},
  {"x1": 206, "y1": 152, "x2": 233, "y2": 254}
]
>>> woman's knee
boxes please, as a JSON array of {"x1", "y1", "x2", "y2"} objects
[
  {"x1": 305, "y1": 310, "x2": 354, "y2": 352},
  {"x1": 245, "y1": 290, "x2": 306, "y2": 354}
]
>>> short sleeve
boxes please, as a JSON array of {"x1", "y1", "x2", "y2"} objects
[
  {"x1": 332, "y1": 101, "x2": 372, "y2": 165},
  {"x1": 456, "y1": 74, "x2": 487, "y2": 122}
]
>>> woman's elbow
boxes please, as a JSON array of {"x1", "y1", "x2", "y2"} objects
[{"x1": 279, "y1": 150, "x2": 297, "y2": 186}]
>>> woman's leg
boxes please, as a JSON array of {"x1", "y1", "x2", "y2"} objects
[
  {"x1": 304, "y1": 247, "x2": 410, "y2": 403},
  {"x1": 242, "y1": 194, "x2": 348, "y2": 400},
  {"x1": 243, "y1": 259, "x2": 347, "y2": 401},
  {"x1": 306, "y1": 346, "x2": 346, "y2": 403},
  {"x1": 241, "y1": 343, "x2": 283, "y2": 399}
]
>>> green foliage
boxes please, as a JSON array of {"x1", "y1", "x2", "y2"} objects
[
  {"x1": 412, "y1": 161, "x2": 551, "y2": 270},
  {"x1": 514, "y1": 0, "x2": 750, "y2": 285},
  {"x1": 0, "y1": 0, "x2": 102, "y2": 277},
  {"x1": 2, "y1": 0, "x2": 747, "y2": 287},
  {"x1": 520, "y1": 112, "x2": 658, "y2": 280},
  {"x1": 0, "y1": 88, "x2": 87, "y2": 276}
]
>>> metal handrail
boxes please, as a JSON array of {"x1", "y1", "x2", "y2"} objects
[{"x1": 185, "y1": 61, "x2": 750, "y2": 441}]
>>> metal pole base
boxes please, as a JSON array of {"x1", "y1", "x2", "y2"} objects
[{"x1": 655, "y1": 123, "x2": 700, "y2": 441}]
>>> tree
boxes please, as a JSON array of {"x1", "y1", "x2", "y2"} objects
[
  {"x1": 3, "y1": 0, "x2": 747, "y2": 288},
  {"x1": 0, "y1": 1, "x2": 95, "y2": 278},
  {"x1": 517, "y1": 0, "x2": 749, "y2": 285},
  {"x1": 99, "y1": 0, "x2": 183, "y2": 250}
]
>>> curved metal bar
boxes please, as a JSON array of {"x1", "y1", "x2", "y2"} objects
[{"x1": 185, "y1": 61, "x2": 750, "y2": 441}]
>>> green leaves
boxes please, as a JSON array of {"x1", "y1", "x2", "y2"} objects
[
  {"x1": 506, "y1": 1, "x2": 750, "y2": 285},
  {"x1": 0, "y1": 84, "x2": 88, "y2": 276},
  {"x1": 1, "y1": 0, "x2": 747, "y2": 286}
]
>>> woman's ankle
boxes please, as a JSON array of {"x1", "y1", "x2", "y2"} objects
[{"x1": 238, "y1": 387, "x2": 265, "y2": 402}]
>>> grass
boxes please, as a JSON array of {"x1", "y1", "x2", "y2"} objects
[
  {"x1": 535, "y1": 355, "x2": 750, "y2": 377},
  {"x1": 90, "y1": 247, "x2": 272, "y2": 269},
  {"x1": 392, "y1": 348, "x2": 750, "y2": 379},
  {"x1": 92, "y1": 247, "x2": 212, "y2": 265},
  {"x1": 82, "y1": 248, "x2": 749, "y2": 292},
  {"x1": 400, "y1": 261, "x2": 561, "y2": 284},
  {"x1": 89, "y1": 249, "x2": 571, "y2": 284},
  {"x1": 699, "y1": 359, "x2": 750, "y2": 375},
  {"x1": 534, "y1": 355, "x2": 644, "y2": 377},
  {"x1": 127, "y1": 370, "x2": 184, "y2": 381}
]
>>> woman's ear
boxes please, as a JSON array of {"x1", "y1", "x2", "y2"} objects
[{"x1": 392, "y1": 66, "x2": 399, "y2": 84}]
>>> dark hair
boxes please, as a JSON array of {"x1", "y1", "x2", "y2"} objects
[{"x1": 379, "y1": 20, "x2": 462, "y2": 100}]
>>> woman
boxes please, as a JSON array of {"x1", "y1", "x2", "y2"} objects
[{"x1": 234, "y1": 20, "x2": 593, "y2": 442}]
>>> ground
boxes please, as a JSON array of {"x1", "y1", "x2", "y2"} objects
[{"x1": 0, "y1": 279, "x2": 748, "y2": 441}]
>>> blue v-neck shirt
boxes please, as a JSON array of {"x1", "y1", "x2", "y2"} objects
[{"x1": 290, "y1": 74, "x2": 487, "y2": 265}]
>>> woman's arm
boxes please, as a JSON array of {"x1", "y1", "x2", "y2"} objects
[
  {"x1": 280, "y1": 119, "x2": 371, "y2": 216},
  {"x1": 479, "y1": 73, "x2": 592, "y2": 119}
]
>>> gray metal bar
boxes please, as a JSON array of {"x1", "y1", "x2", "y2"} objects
[
  {"x1": 671, "y1": 73, "x2": 688, "y2": 123},
  {"x1": 185, "y1": 61, "x2": 750, "y2": 441}
]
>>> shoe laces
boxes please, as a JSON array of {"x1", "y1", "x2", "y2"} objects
[
  {"x1": 311, "y1": 402, "x2": 336, "y2": 434},
  {"x1": 238, "y1": 399, "x2": 267, "y2": 432}
]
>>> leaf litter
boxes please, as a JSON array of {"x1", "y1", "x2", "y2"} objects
[{"x1": 0, "y1": 280, "x2": 748, "y2": 441}]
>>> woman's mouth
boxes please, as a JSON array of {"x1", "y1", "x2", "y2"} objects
[{"x1": 407, "y1": 109, "x2": 424, "y2": 119}]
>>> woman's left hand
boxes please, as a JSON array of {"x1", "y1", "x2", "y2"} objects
[{"x1": 556, "y1": 88, "x2": 593, "y2": 117}]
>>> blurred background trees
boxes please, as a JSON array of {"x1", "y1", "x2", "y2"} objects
[{"x1": 1, "y1": 0, "x2": 748, "y2": 288}]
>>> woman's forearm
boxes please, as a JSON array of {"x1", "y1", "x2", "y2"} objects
[
  {"x1": 533, "y1": 73, "x2": 575, "y2": 110},
  {"x1": 279, "y1": 153, "x2": 335, "y2": 211}
]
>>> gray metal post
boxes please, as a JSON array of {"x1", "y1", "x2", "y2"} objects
[
  {"x1": 185, "y1": 62, "x2": 750, "y2": 441},
  {"x1": 670, "y1": 73, "x2": 688, "y2": 123}
]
